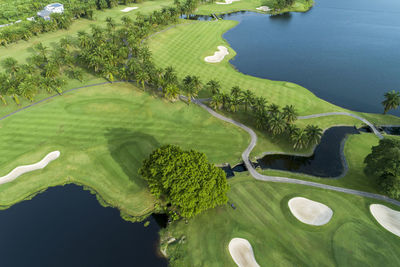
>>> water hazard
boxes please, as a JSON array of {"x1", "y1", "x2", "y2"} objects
[
  {"x1": 0, "y1": 184, "x2": 167, "y2": 267},
  {"x1": 223, "y1": 126, "x2": 360, "y2": 178},
  {"x1": 222, "y1": 0, "x2": 400, "y2": 115}
]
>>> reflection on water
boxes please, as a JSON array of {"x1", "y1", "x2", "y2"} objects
[
  {"x1": 257, "y1": 126, "x2": 360, "y2": 177},
  {"x1": 0, "y1": 184, "x2": 167, "y2": 267}
]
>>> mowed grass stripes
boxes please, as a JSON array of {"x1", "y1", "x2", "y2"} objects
[
  {"x1": 148, "y1": 20, "x2": 341, "y2": 115},
  {"x1": 166, "y1": 174, "x2": 400, "y2": 266},
  {"x1": 0, "y1": 82, "x2": 249, "y2": 217}
]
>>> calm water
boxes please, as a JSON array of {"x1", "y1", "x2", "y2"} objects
[
  {"x1": 223, "y1": 0, "x2": 400, "y2": 115},
  {"x1": 257, "y1": 126, "x2": 360, "y2": 177},
  {"x1": 0, "y1": 184, "x2": 167, "y2": 267}
]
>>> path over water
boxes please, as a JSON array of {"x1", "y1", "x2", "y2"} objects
[{"x1": 194, "y1": 99, "x2": 400, "y2": 207}]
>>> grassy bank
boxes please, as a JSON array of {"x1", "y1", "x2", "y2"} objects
[
  {"x1": 194, "y1": 0, "x2": 314, "y2": 15},
  {"x1": 0, "y1": 82, "x2": 249, "y2": 217},
  {"x1": 162, "y1": 173, "x2": 400, "y2": 266}
]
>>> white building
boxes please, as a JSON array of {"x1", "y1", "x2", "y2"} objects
[{"x1": 37, "y1": 3, "x2": 64, "y2": 20}]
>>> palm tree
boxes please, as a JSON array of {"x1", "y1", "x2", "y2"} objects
[
  {"x1": 0, "y1": 73, "x2": 9, "y2": 105},
  {"x1": 2, "y1": 57, "x2": 19, "y2": 76},
  {"x1": 229, "y1": 93, "x2": 242, "y2": 112},
  {"x1": 255, "y1": 110, "x2": 268, "y2": 129},
  {"x1": 77, "y1": 31, "x2": 90, "y2": 48},
  {"x1": 182, "y1": 75, "x2": 200, "y2": 103},
  {"x1": 241, "y1": 89, "x2": 255, "y2": 112},
  {"x1": 253, "y1": 96, "x2": 267, "y2": 113},
  {"x1": 291, "y1": 129, "x2": 309, "y2": 150},
  {"x1": 268, "y1": 103, "x2": 280, "y2": 115},
  {"x1": 382, "y1": 90, "x2": 400, "y2": 114},
  {"x1": 268, "y1": 114, "x2": 286, "y2": 135},
  {"x1": 34, "y1": 43, "x2": 48, "y2": 60},
  {"x1": 136, "y1": 70, "x2": 149, "y2": 90},
  {"x1": 206, "y1": 79, "x2": 221, "y2": 95},
  {"x1": 210, "y1": 93, "x2": 223, "y2": 110},
  {"x1": 282, "y1": 105, "x2": 298, "y2": 123},
  {"x1": 305, "y1": 125, "x2": 323, "y2": 146},
  {"x1": 230, "y1": 86, "x2": 241, "y2": 98},
  {"x1": 191, "y1": 76, "x2": 202, "y2": 93},
  {"x1": 164, "y1": 84, "x2": 180, "y2": 101}
]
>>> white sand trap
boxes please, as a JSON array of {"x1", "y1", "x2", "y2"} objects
[
  {"x1": 256, "y1": 6, "x2": 271, "y2": 12},
  {"x1": 0, "y1": 151, "x2": 60, "y2": 185},
  {"x1": 370, "y1": 204, "x2": 400, "y2": 237},
  {"x1": 229, "y1": 238, "x2": 260, "y2": 267},
  {"x1": 204, "y1": 46, "x2": 229, "y2": 63},
  {"x1": 216, "y1": 0, "x2": 240, "y2": 4},
  {"x1": 288, "y1": 197, "x2": 333, "y2": 226},
  {"x1": 121, "y1": 7, "x2": 138, "y2": 12}
]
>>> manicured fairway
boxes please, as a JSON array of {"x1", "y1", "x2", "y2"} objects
[
  {"x1": 0, "y1": 82, "x2": 249, "y2": 217},
  {"x1": 163, "y1": 174, "x2": 400, "y2": 266}
]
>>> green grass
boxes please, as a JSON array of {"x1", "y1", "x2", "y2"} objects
[
  {"x1": 0, "y1": 82, "x2": 249, "y2": 216},
  {"x1": 0, "y1": 0, "x2": 173, "y2": 68},
  {"x1": 259, "y1": 133, "x2": 385, "y2": 193},
  {"x1": 195, "y1": 0, "x2": 313, "y2": 15},
  {"x1": 147, "y1": 19, "x2": 400, "y2": 123},
  {"x1": 163, "y1": 173, "x2": 400, "y2": 266}
]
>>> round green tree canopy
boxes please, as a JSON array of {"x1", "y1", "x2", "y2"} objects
[{"x1": 139, "y1": 145, "x2": 229, "y2": 218}]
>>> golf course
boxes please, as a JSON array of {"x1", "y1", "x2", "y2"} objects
[{"x1": 0, "y1": 0, "x2": 400, "y2": 265}]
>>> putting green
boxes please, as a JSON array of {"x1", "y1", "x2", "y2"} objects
[
  {"x1": 162, "y1": 174, "x2": 400, "y2": 266},
  {"x1": 0, "y1": 82, "x2": 249, "y2": 217}
]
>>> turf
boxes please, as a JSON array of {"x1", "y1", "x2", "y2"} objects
[
  {"x1": 259, "y1": 133, "x2": 386, "y2": 193},
  {"x1": 163, "y1": 173, "x2": 400, "y2": 266},
  {"x1": 195, "y1": 0, "x2": 313, "y2": 15},
  {"x1": 0, "y1": 0, "x2": 173, "y2": 67},
  {"x1": 147, "y1": 19, "x2": 400, "y2": 124},
  {"x1": 0, "y1": 82, "x2": 249, "y2": 216}
]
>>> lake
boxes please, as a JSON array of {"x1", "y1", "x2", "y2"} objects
[
  {"x1": 0, "y1": 184, "x2": 167, "y2": 267},
  {"x1": 223, "y1": 0, "x2": 400, "y2": 115}
]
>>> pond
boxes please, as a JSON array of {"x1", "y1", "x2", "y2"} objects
[
  {"x1": 222, "y1": 126, "x2": 360, "y2": 178},
  {"x1": 0, "y1": 184, "x2": 167, "y2": 267},
  {"x1": 257, "y1": 126, "x2": 360, "y2": 177},
  {"x1": 222, "y1": 0, "x2": 400, "y2": 115}
]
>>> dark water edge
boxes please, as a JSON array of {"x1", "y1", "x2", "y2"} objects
[
  {"x1": 0, "y1": 184, "x2": 167, "y2": 267},
  {"x1": 222, "y1": 126, "x2": 360, "y2": 178},
  {"x1": 222, "y1": 0, "x2": 400, "y2": 116}
]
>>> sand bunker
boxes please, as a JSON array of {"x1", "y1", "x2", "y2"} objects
[
  {"x1": 216, "y1": 0, "x2": 240, "y2": 4},
  {"x1": 256, "y1": 6, "x2": 271, "y2": 12},
  {"x1": 229, "y1": 238, "x2": 260, "y2": 267},
  {"x1": 204, "y1": 46, "x2": 229, "y2": 63},
  {"x1": 121, "y1": 7, "x2": 138, "y2": 12},
  {"x1": 288, "y1": 197, "x2": 333, "y2": 226},
  {"x1": 0, "y1": 151, "x2": 60, "y2": 185},
  {"x1": 370, "y1": 204, "x2": 400, "y2": 237}
]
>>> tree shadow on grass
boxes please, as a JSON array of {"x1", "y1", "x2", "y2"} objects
[{"x1": 105, "y1": 128, "x2": 160, "y2": 186}]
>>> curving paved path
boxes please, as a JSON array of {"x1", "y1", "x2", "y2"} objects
[
  {"x1": 298, "y1": 112, "x2": 383, "y2": 139},
  {"x1": 0, "y1": 82, "x2": 397, "y2": 205},
  {"x1": 193, "y1": 99, "x2": 400, "y2": 207}
]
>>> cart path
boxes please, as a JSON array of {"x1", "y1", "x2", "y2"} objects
[{"x1": 193, "y1": 99, "x2": 400, "y2": 207}]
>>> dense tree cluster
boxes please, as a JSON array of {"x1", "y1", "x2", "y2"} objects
[
  {"x1": 364, "y1": 138, "x2": 400, "y2": 199},
  {"x1": 0, "y1": 39, "x2": 77, "y2": 104},
  {"x1": 209, "y1": 85, "x2": 323, "y2": 150},
  {"x1": 0, "y1": 0, "x2": 179, "y2": 46},
  {"x1": 0, "y1": 0, "x2": 200, "y2": 104},
  {"x1": 139, "y1": 145, "x2": 229, "y2": 219}
]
